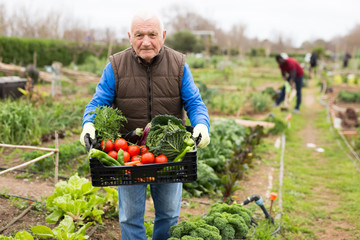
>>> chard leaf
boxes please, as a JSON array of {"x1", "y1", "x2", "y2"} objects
[
  {"x1": 67, "y1": 199, "x2": 87, "y2": 220},
  {"x1": 45, "y1": 209, "x2": 63, "y2": 224},
  {"x1": 53, "y1": 194, "x2": 72, "y2": 211},
  {"x1": 53, "y1": 215, "x2": 75, "y2": 235},
  {"x1": 74, "y1": 222, "x2": 92, "y2": 239},
  {"x1": 91, "y1": 208, "x2": 104, "y2": 224},
  {"x1": 87, "y1": 195, "x2": 104, "y2": 209},
  {"x1": 31, "y1": 226, "x2": 54, "y2": 238},
  {"x1": 14, "y1": 231, "x2": 35, "y2": 240},
  {"x1": 80, "y1": 182, "x2": 100, "y2": 196}
]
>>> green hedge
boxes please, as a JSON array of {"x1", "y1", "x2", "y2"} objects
[{"x1": 0, "y1": 36, "x2": 127, "y2": 67}]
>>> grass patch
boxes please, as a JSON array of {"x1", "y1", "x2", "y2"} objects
[{"x1": 276, "y1": 93, "x2": 360, "y2": 238}]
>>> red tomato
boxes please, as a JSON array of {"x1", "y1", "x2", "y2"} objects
[
  {"x1": 108, "y1": 150, "x2": 118, "y2": 160},
  {"x1": 123, "y1": 151, "x2": 131, "y2": 163},
  {"x1": 140, "y1": 145, "x2": 149, "y2": 154},
  {"x1": 131, "y1": 155, "x2": 141, "y2": 162},
  {"x1": 128, "y1": 145, "x2": 140, "y2": 157},
  {"x1": 114, "y1": 138, "x2": 128, "y2": 151},
  {"x1": 141, "y1": 152, "x2": 155, "y2": 164},
  {"x1": 155, "y1": 154, "x2": 168, "y2": 163},
  {"x1": 101, "y1": 139, "x2": 113, "y2": 153}
]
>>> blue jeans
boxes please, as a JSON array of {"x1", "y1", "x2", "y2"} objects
[
  {"x1": 275, "y1": 76, "x2": 303, "y2": 110},
  {"x1": 118, "y1": 183, "x2": 182, "y2": 240}
]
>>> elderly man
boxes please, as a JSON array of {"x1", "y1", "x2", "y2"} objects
[{"x1": 80, "y1": 11, "x2": 210, "y2": 240}]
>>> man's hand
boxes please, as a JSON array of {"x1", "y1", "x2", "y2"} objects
[
  {"x1": 80, "y1": 122, "x2": 96, "y2": 151},
  {"x1": 193, "y1": 124, "x2": 210, "y2": 149}
]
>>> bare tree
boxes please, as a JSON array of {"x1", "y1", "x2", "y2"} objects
[
  {"x1": 0, "y1": 3, "x2": 7, "y2": 36},
  {"x1": 36, "y1": 11, "x2": 63, "y2": 39},
  {"x1": 10, "y1": 7, "x2": 38, "y2": 38},
  {"x1": 343, "y1": 24, "x2": 360, "y2": 51},
  {"x1": 228, "y1": 23, "x2": 250, "y2": 53}
]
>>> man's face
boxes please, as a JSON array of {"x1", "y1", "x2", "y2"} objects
[{"x1": 128, "y1": 17, "x2": 166, "y2": 63}]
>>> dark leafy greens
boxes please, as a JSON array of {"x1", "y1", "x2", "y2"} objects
[{"x1": 146, "y1": 115, "x2": 194, "y2": 161}]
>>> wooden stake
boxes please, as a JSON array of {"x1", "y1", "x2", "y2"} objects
[
  {"x1": 0, "y1": 143, "x2": 58, "y2": 152},
  {"x1": 54, "y1": 131, "x2": 59, "y2": 184},
  {"x1": 0, "y1": 152, "x2": 54, "y2": 176},
  {"x1": 0, "y1": 205, "x2": 32, "y2": 233}
]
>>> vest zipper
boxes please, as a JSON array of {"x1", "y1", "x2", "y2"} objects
[{"x1": 147, "y1": 66, "x2": 152, "y2": 122}]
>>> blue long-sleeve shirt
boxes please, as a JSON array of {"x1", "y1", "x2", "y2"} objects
[{"x1": 82, "y1": 62, "x2": 210, "y2": 130}]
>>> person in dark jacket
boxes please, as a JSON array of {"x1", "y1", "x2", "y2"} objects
[
  {"x1": 343, "y1": 52, "x2": 351, "y2": 68},
  {"x1": 79, "y1": 11, "x2": 210, "y2": 240},
  {"x1": 274, "y1": 54, "x2": 304, "y2": 113},
  {"x1": 309, "y1": 51, "x2": 318, "y2": 79}
]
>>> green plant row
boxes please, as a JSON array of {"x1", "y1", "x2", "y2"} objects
[
  {"x1": 0, "y1": 36, "x2": 126, "y2": 67},
  {"x1": 183, "y1": 119, "x2": 265, "y2": 201},
  {"x1": 338, "y1": 90, "x2": 360, "y2": 102},
  {"x1": 0, "y1": 98, "x2": 87, "y2": 145}
]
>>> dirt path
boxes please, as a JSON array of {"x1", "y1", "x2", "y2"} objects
[{"x1": 287, "y1": 80, "x2": 359, "y2": 239}]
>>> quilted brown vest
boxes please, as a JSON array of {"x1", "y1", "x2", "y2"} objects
[{"x1": 109, "y1": 46, "x2": 186, "y2": 133}]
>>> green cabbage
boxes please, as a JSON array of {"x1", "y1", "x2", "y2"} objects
[{"x1": 146, "y1": 115, "x2": 193, "y2": 161}]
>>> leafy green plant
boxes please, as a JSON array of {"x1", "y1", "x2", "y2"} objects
[
  {"x1": 144, "y1": 221, "x2": 154, "y2": 240},
  {"x1": 9, "y1": 196, "x2": 30, "y2": 210},
  {"x1": 221, "y1": 126, "x2": 264, "y2": 203},
  {"x1": 183, "y1": 119, "x2": 249, "y2": 197},
  {"x1": 31, "y1": 215, "x2": 91, "y2": 240},
  {"x1": 0, "y1": 99, "x2": 42, "y2": 144},
  {"x1": 249, "y1": 92, "x2": 272, "y2": 113},
  {"x1": 196, "y1": 81, "x2": 218, "y2": 106},
  {"x1": 264, "y1": 115, "x2": 287, "y2": 135},
  {"x1": 210, "y1": 92, "x2": 244, "y2": 115},
  {"x1": 75, "y1": 56, "x2": 107, "y2": 75},
  {"x1": 87, "y1": 83, "x2": 98, "y2": 95},
  {"x1": 0, "y1": 98, "x2": 86, "y2": 145},
  {"x1": 103, "y1": 187, "x2": 119, "y2": 219},
  {"x1": 45, "y1": 174, "x2": 104, "y2": 225},
  {"x1": 146, "y1": 115, "x2": 194, "y2": 161},
  {"x1": 183, "y1": 161, "x2": 221, "y2": 197},
  {"x1": 0, "y1": 231, "x2": 34, "y2": 240},
  {"x1": 90, "y1": 106, "x2": 127, "y2": 142},
  {"x1": 338, "y1": 90, "x2": 360, "y2": 102},
  {"x1": 197, "y1": 119, "x2": 247, "y2": 162}
]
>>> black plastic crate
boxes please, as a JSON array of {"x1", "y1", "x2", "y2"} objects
[
  {"x1": 89, "y1": 148, "x2": 197, "y2": 186},
  {"x1": 0, "y1": 77, "x2": 27, "y2": 99}
]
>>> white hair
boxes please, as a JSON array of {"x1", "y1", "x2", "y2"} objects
[{"x1": 128, "y1": 10, "x2": 164, "y2": 37}]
